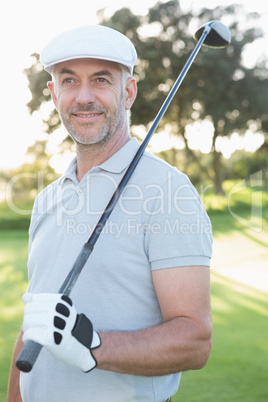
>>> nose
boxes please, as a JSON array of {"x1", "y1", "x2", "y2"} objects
[{"x1": 76, "y1": 83, "x2": 96, "y2": 105}]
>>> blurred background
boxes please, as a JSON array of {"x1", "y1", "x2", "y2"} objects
[{"x1": 1, "y1": 0, "x2": 267, "y2": 400}]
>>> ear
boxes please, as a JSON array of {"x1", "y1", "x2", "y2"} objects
[
  {"x1": 47, "y1": 81, "x2": 58, "y2": 109},
  {"x1": 125, "y1": 77, "x2": 137, "y2": 110}
]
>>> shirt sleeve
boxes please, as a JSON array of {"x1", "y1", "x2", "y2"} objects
[{"x1": 144, "y1": 170, "x2": 213, "y2": 270}]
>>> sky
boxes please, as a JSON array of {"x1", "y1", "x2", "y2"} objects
[{"x1": 1, "y1": 0, "x2": 268, "y2": 171}]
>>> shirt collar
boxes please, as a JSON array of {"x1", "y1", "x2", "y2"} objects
[
  {"x1": 58, "y1": 156, "x2": 77, "y2": 186},
  {"x1": 99, "y1": 137, "x2": 140, "y2": 173},
  {"x1": 58, "y1": 137, "x2": 140, "y2": 186}
]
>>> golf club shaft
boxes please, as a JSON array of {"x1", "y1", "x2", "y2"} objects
[{"x1": 16, "y1": 25, "x2": 212, "y2": 373}]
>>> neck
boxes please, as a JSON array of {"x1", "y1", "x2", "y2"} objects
[{"x1": 75, "y1": 131, "x2": 131, "y2": 181}]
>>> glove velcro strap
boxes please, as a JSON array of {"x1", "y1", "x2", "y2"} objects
[{"x1": 71, "y1": 314, "x2": 93, "y2": 350}]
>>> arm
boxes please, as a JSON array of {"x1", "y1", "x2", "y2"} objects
[
  {"x1": 7, "y1": 329, "x2": 23, "y2": 402},
  {"x1": 93, "y1": 266, "x2": 212, "y2": 376},
  {"x1": 20, "y1": 266, "x2": 212, "y2": 376}
]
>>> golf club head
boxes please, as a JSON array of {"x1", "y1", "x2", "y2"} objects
[{"x1": 194, "y1": 20, "x2": 231, "y2": 48}]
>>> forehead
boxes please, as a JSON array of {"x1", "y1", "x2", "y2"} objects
[{"x1": 53, "y1": 58, "x2": 122, "y2": 77}]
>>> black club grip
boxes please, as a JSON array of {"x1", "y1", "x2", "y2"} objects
[
  {"x1": 16, "y1": 243, "x2": 94, "y2": 372},
  {"x1": 16, "y1": 340, "x2": 42, "y2": 372}
]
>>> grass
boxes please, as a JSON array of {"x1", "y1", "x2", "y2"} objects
[
  {"x1": 0, "y1": 231, "x2": 29, "y2": 400},
  {"x1": 174, "y1": 272, "x2": 268, "y2": 401},
  {"x1": 0, "y1": 200, "x2": 31, "y2": 230}
]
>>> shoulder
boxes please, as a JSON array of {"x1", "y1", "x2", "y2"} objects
[
  {"x1": 29, "y1": 177, "x2": 61, "y2": 230},
  {"x1": 141, "y1": 150, "x2": 176, "y2": 171},
  {"x1": 133, "y1": 150, "x2": 193, "y2": 189},
  {"x1": 34, "y1": 177, "x2": 61, "y2": 204}
]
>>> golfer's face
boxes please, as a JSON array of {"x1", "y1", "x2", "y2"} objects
[{"x1": 49, "y1": 59, "x2": 127, "y2": 146}]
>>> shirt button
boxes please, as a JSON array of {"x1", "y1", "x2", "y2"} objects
[{"x1": 77, "y1": 189, "x2": 82, "y2": 196}]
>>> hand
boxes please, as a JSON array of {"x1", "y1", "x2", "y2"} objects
[{"x1": 22, "y1": 293, "x2": 101, "y2": 372}]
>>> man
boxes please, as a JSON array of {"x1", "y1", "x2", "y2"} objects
[{"x1": 8, "y1": 25, "x2": 213, "y2": 402}]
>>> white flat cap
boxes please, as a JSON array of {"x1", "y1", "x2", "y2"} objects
[{"x1": 40, "y1": 25, "x2": 137, "y2": 75}]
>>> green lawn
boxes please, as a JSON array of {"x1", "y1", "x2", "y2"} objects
[
  {"x1": 0, "y1": 231, "x2": 29, "y2": 400},
  {"x1": 175, "y1": 272, "x2": 268, "y2": 401},
  {"x1": 1, "y1": 221, "x2": 268, "y2": 400}
]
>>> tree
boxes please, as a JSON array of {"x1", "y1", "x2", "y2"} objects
[
  {"x1": 3, "y1": 140, "x2": 59, "y2": 212},
  {"x1": 24, "y1": 1, "x2": 268, "y2": 194}
]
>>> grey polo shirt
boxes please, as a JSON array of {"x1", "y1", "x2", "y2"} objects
[{"x1": 21, "y1": 137, "x2": 212, "y2": 402}]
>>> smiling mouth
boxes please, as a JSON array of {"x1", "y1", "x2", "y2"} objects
[{"x1": 74, "y1": 112, "x2": 102, "y2": 118}]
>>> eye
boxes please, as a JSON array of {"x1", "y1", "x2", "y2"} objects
[
  {"x1": 62, "y1": 78, "x2": 75, "y2": 84},
  {"x1": 93, "y1": 77, "x2": 110, "y2": 86}
]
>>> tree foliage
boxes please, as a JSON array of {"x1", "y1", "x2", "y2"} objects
[
  {"x1": 3, "y1": 141, "x2": 59, "y2": 214},
  {"x1": 23, "y1": 0, "x2": 268, "y2": 193}
]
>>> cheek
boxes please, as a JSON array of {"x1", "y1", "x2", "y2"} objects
[
  {"x1": 55, "y1": 88, "x2": 76, "y2": 112},
  {"x1": 103, "y1": 87, "x2": 124, "y2": 109},
  {"x1": 57, "y1": 87, "x2": 74, "y2": 100}
]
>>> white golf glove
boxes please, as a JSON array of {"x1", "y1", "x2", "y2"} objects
[{"x1": 22, "y1": 293, "x2": 101, "y2": 372}]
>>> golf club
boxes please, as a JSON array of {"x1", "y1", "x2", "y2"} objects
[{"x1": 16, "y1": 19, "x2": 231, "y2": 372}]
